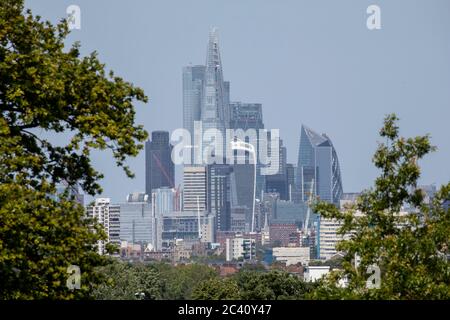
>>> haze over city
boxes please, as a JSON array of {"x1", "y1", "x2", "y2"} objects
[{"x1": 27, "y1": 0, "x2": 450, "y2": 202}]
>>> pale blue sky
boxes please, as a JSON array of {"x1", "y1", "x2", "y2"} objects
[{"x1": 27, "y1": 0, "x2": 450, "y2": 202}]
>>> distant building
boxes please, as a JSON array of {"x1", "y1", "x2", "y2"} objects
[
  {"x1": 145, "y1": 131, "x2": 175, "y2": 196},
  {"x1": 296, "y1": 125, "x2": 343, "y2": 206},
  {"x1": 53, "y1": 182, "x2": 84, "y2": 206},
  {"x1": 229, "y1": 102, "x2": 265, "y2": 197},
  {"x1": 183, "y1": 65, "x2": 206, "y2": 154},
  {"x1": 152, "y1": 187, "x2": 176, "y2": 215},
  {"x1": 304, "y1": 266, "x2": 330, "y2": 282},
  {"x1": 269, "y1": 223, "x2": 298, "y2": 247},
  {"x1": 319, "y1": 217, "x2": 344, "y2": 260},
  {"x1": 160, "y1": 211, "x2": 214, "y2": 248},
  {"x1": 265, "y1": 139, "x2": 288, "y2": 200},
  {"x1": 226, "y1": 237, "x2": 256, "y2": 261},
  {"x1": 183, "y1": 166, "x2": 207, "y2": 211},
  {"x1": 272, "y1": 247, "x2": 310, "y2": 266},
  {"x1": 119, "y1": 193, "x2": 158, "y2": 250},
  {"x1": 86, "y1": 198, "x2": 120, "y2": 255},
  {"x1": 230, "y1": 206, "x2": 247, "y2": 232},
  {"x1": 207, "y1": 163, "x2": 233, "y2": 232},
  {"x1": 273, "y1": 200, "x2": 309, "y2": 225}
]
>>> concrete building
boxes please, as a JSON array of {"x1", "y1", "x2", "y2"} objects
[
  {"x1": 272, "y1": 246, "x2": 310, "y2": 266},
  {"x1": 304, "y1": 266, "x2": 330, "y2": 282},
  {"x1": 183, "y1": 166, "x2": 206, "y2": 211},
  {"x1": 225, "y1": 237, "x2": 256, "y2": 262},
  {"x1": 86, "y1": 198, "x2": 120, "y2": 255}
]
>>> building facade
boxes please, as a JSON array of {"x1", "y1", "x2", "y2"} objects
[
  {"x1": 296, "y1": 125, "x2": 343, "y2": 206},
  {"x1": 145, "y1": 131, "x2": 175, "y2": 196}
]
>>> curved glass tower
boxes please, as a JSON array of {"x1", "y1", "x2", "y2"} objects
[{"x1": 296, "y1": 125, "x2": 343, "y2": 206}]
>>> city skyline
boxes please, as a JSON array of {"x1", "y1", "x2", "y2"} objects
[{"x1": 26, "y1": 0, "x2": 450, "y2": 203}]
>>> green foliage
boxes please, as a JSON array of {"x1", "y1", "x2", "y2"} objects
[
  {"x1": 0, "y1": 0, "x2": 148, "y2": 195},
  {"x1": 0, "y1": 182, "x2": 107, "y2": 299},
  {"x1": 312, "y1": 114, "x2": 450, "y2": 299},
  {"x1": 192, "y1": 278, "x2": 241, "y2": 300},
  {"x1": 0, "y1": 0, "x2": 147, "y2": 299},
  {"x1": 92, "y1": 261, "x2": 162, "y2": 300},
  {"x1": 233, "y1": 270, "x2": 315, "y2": 300},
  {"x1": 152, "y1": 263, "x2": 218, "y2": 299}
]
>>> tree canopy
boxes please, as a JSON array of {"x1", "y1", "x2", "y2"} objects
[
  {"x1": 0, "y1": 0, "x2": 148, "y2": 299},
  {"x1": 311, "y1": 114, "x2": 450, "y2": 299}
]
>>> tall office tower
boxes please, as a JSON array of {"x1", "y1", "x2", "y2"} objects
[
  {"x1": 145, "y1": 131, "x2": 175, "y2": 196},
  {"x1": 207, "y1": 163, "x2": 233, "y2": 232},
  {"x1": 286, "y1": 164, "x2": 296, "y2": 201},
  {"x1": 119, "y1": 193, "x2": 158, "y2": 250},
  {"x1": 230, "y1": 102, "x2": 265, "y2": 195},
  {"x1": 201, "y1": 28, "x2": 228, "y2": 158},
  {"x1": 183, "y1": 166, "x2": 207, "y2": 211},
  {"x1": 296, "y1": 125, "x2": 343, "y2": 206},
  {"x1": 183, "y1": 64, "x2": 206, "y2": 157},
  {"x1": 86, "y1": 198, "x2": 120, "y2": 255},
  {"x1": 229, "y1": 102, "x2": 265, "y2": 212},
  {"x1": 265, "y1": 139, "x2": 288, "y2": 200}
]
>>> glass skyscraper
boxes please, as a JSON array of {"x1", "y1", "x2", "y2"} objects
[
  {"x1": 182, "y1": 28, "x2": 229, "y2": 162},
  {"x1": 296, "y1": 125, "x2": 343, "y2": 206},
  {"x1": 145, "y1": 131, "x2": 175, "y2": 197}
]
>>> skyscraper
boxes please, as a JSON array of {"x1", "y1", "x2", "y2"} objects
[
  {"x1": 207, "y1": 163, "x2": 233, "y2": 232},
  {"x1": 202, "y1": 28, "x2": 228, "y2": 131},
  {"x1": 296, "y1": 125, "x2": 343, "y2": 206},
  {"x1": 145, "y1": 131, "x2": 175, "y2": 196},
  {"x1": 183, "y1": 65, "x2": 206, "y2": 153},
  {"x1": 265, "y1": 139, "x2": 288, "y2": 200},
  {"x1": 229, "y1": 102, "x2": 265, "y2": 212}
]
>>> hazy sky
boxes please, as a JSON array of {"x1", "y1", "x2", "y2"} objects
[{"x1": 26, "y1": 0, "x2": 450, "y2": 203}]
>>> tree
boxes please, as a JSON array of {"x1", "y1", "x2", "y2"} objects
[
  {"x1": 92, "y1": 261, "x2": 162, "y2": 300},
  {"x1": 152, "y1": 263, "x2": 218, "y2": 299},
  {"x1": 192, "y1": 278, "x2": 241, "y2": 300},
  {"x1": 234, "y1": 270, "x2": 314, "y2": 300},
  {"x1": 0, "y1": 0, "x2": 148, "y2": 298},
  {"x1": 310, "y1": 114, "x2": 450, "y2": 299}
]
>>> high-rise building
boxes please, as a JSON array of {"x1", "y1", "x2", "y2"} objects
[
  {"x1": 120, "y1": 193, "x2": 158, "y2": 250},
  {"x1": 183, "y1": 166, "x2": 207, "y2": 211},
  {"x1": 201, "y1": 28, "x2": 229, "y2": 158},
  {"x1": 229, "y1": 102, "x2": 265, "y2": 197},
  {"x1": 145, "y1": 131, "x2": 175, "y2": 196},
  {"x1": 207, "y1": 163, "x2": 233, "y2": 232},
  {"x1": 183, "y1": 65, "x2": 206, "y2": 155},
  {"x1": 286, "y1": 164, "x2": 296, "y2": 201},
  {"x1": 265, "y1": 139, "x2": 288, "y2": 200},
  {"x1": 296, "y1": 125, "x2": 343, "y2": 206},
  {"x1": 86, "y1": 198, "x2": 120, "y2": 255}
]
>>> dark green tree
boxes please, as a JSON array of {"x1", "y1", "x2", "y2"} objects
[
  {"x1": 310, "y1": 114, "x2": 450, "y2": 299},
  {"x1": 92, "y1": 261, "x2": 162, "y2": 300},
  {"x1": 0, "y1": 0, "x2": 148, "y2": 299},
  {"x1": 192, "y1": 278, "x2": 241, "y2": 300},
  {"x1": 234, "y1": 270, "x2": 314, "y2": 300},
  {"x1": 152, "y1": 263, "x2": 218, "y2": 299}
]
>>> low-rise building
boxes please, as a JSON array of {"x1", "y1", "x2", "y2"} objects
[{"x1": 272, "y1": 246, "x2": 310, "y2": 266}]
